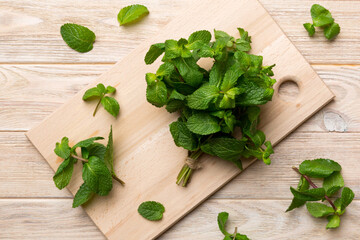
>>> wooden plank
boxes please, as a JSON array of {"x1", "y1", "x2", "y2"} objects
[
  {"x1": 23, "y1": 0, "x2": 335, "y2": 237},
  {"x1": 1, "y1": 65, "x2": 358, "y2": 132},
  {"x1": 0, "y1": 0, "x2": 359, "y2": 64},
  {"x1": 2, "y1": 132, "x2": 359, "y2": 199},
  {"x1": 1, "y1": 199, "x2": 359, "y2": 240}
]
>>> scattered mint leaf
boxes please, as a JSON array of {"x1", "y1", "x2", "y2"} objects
[
  {"x1": 324, "y1": 22, "x2": 340, "y2": 40},
  {"x1": 83, "y1": 83, "x2": 120, "y2": 117},
  {"x1": 60, "y1": 23, "x2": 95, "y2": 53},
  {"x1": 306, "y1": 202, "x2": 335, "y2": 218},
  {"x1": 138, "y1": 201, "x2": 165, "y2": 221},
  {"x1": 326, "y1": 214, "x2": 340, "y2": 229},
  {"x1": 117, "y1": 4, "x2": 149, "y2": 26},
  {"x1": 72, "y1": 183, "x2": 94, "y2": 208},
  {"x1": 303, "y1": 23, "x2": 315, "y2": 37},
  {"x1": 299, "y1": 158, "x2": 341, "y2": 178}
]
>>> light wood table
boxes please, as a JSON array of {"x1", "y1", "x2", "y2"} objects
[{"x1": 0, "y1": 1, "x2": 359, "y2": 239}]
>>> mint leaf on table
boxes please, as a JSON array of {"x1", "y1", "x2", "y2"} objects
[
  {"x1": 83, "y1": 83, "x2": 120, "y2": 117},
  {"x1": 60, "y1": 23, "x2": 96, "y2": 53},
  {"x1": 303, "y1": 23, "x2": 315, "y2": 37},
  {"x1": 117, "y1": 4, "x2": 149, "y2": 26},
  {"x1": 72, "y1": 183, "x2": 94, "y2": 208},
  {"x1": 217, "y1": 212, "x2": 249, "y2": 240},
  {"x1": 304, "y1": 4, "x2": 340, "y2": 40},
  {"x1": 144, "y1": 28, "x2": 276, "y2": 187},
  {"x1": 299, "y1": 159, "x2": 341, "y2": 178},
  {"x1": 287, "y1": 159, "x2": 354, "y2": 229},
  {"x1": 138, "y1": 201, "x2": 165, "y2": 221},
  {"x1": 53, "y1": 126, "x2": 124, "y2": 207}
]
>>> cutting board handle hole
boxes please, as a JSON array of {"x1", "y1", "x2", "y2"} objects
[{"x1": 277, "y1": 78, "x2": 300, "y2": 102}]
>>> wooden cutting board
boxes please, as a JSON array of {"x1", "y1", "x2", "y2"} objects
[{"x1": 26, "y1": 0, "x2": 334, "y2": 239}]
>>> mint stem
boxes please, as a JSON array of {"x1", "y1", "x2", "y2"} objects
[
  {"x1": 176, "y1": 149, "x2": 203, "y2": 187},
  {"x1": 71, "y1": 154, "x2": 125, "y2": 186},
  {"x1": 292, "y1": 167, "x2": 337, "y2": 211},
  {"x1": 93, "y1": 97, "x2": 102, "y2": 116},
  {"x1": 232, "y1": 227, "x2": 238, "y2": 240}
]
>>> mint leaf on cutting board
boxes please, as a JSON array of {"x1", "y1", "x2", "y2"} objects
[
  {"x1": 60, "y1": 23, "x2": 96, "y2": 53},
  {"x1": 138, "y1": 201, "x2": 165, "y2": 221}
]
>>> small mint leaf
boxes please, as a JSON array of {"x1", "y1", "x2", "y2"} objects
[
  {"x1": 54, "y1": 137, "x2": 71, "y2": 159},
  {"x1": 117, "y1": 4, "x2": 149, "y2": 26},
  {"x1": 306, "y1": 202, "x2": 335, "y2": 218},
  {"x1": 326, "y1": 214, "x2": 340, "y2": 229},
  {"x1": 145, "y1": 43, "x2": 165, "y2": 65},
  {"x1": 60, "y1": 23, "x2": 95, "y2": 53},
  {"x1": 324, "y1": 22, "x2": 340, "y2": 40},
  {"x1": 303, "y1": 23, "x2": 315, "y2": 37},
  {"x1": 138, "y1": 201, "x2": 165, "y2": 221},
  {"x1": 53, "y1": 157, "x2": 74, "y2": 190},
  {"x1": 299, "y1": 159, "x2": 341, "y2": 178},
  {"x1": 72, "y1": 183, "x2": 94, "y2": 208},
  {"x1": 101, "y1": 96, "x2": 120, "y2": 117}
]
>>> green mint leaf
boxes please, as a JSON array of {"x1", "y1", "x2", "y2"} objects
[
  {"x1": 234, "y1": 233, "x2": 250, "y2": 240},
  {"x1": 340, "y1": 187, "x2": 355, "y2": 210},
  {"x1": 323, "y1": 171, "x2": 344, "y2": 197},
  {"x1": 303, "y1": 23, "x2": 315, "y2": 37},
  {"x1": 82, "y1": 156, "x2": 113, "y2": 196},
  {"x1": 106, "y1": 86, "x2": 116, "y2": 94},
  {"x1": 220, "y1": 67, "x2": 244, "y2": 91},
  {"x1": 187, "y1": 85, "x2": 219, "y2": 110},
  {"x1": 217, "y1": 212, "x2": 230, "y2": 235},
  {"x1": 169, "y1": 89, "x2": 186, "y2": 101},
  {"x1": 306, "y1": 202, "x2": 335, "y2": 218},
  {"x1": 324, "y1": 22, "x2": 340, "y2": 40},
  {"x1": 186, "y1": 113, "x2": 221, "y2": 135},
  {"x1": 188, "y1": 30, "x2": 212, "y2": 44},
  {"x1": 209, "y1": 61, "x2": 225, "y2": 87},
  {"x1": 311, "y1": 4, "x2": 334, "y2": 27},
  {"x1": 290, "y1": 187, "x2": 325, "y2": 201},
  {"x1": 286, "y1": 198, "x2": 306, "y2": 212},
  {"x1": 96, "y1": 83, "x2": 106, "y2": 93},
  {"x1": 236, "y1": 79, "x2": 274, "y2": 106},
  {"x1": 326, "y1": 214, "x2": 340, "y2": 229},
  {"x1": 235, "y1": 27, "x2": 252, "y2": 52},
  {"x1": 157, "y1": 62, "x2": 175, "y2": 76},
  {"x1": 87, "y1": 143, "x2": 107, "y2": 160},
  {"x1": 201, "y1": 137, "x2": 246, "y2": 163},
  {"x1": 299, "y1": 159, "x2": 341, "y2": 178},
  {"x1": 60, "y1": 23, "x2": 95, "y2": 53},
  {"x1": 101, "y1": 96, "x2": 120, "y2": 117},
  {"x1": 245, "y1": 130, "x2": 265, "y2": 148},
  {"x1": 166, "y1": 100, "x2": 184, "y2": 113},
  {"x1": 72, "y1": 183, "x2": 94, "y2": 208},
  {"x1": 146, "y1": 81, "x2": 168, "y2": 107},
  {"x1": 263, "y1": 141, "x2": 274, "y2": 165},
  {"x1": 138, "y1": 201, "x2": 165, "y2": 221},
  {"x1": 172, "y1": 57, "x2": 204, "y2": 87},
  {"x1": 53, "y1": 157, "x2": 74, "y2": 190},
  {"x1": 83, "y1": 86, "x2": 103, "y2": 101},
  {"x1": 169, "y1": 121, "x2": 199, "y2": 151},
  {"x1": 104, "y1": 126, "x2": 118, "y2": 178},
  {"x1": 71, "y1": 137, "x2": 104, "y2": 151},
  {"x1": 54, "y1": 137, "x2": 71, "y2": 159},
  {"x1": 164, "y1": 40, "x2": 181, "y2": 59},
  {"x1": 145, "y1": 43, "x2": 165, "y2": 65},
  {"x1": 117, "y1": 4, "x2": 149, "y2": 26},
  {"x1": 298, "y1": 176, "x2": 310, "y2": 191}
]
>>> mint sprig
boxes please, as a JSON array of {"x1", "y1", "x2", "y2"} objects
[
  {"x1": 287, "y1": 159, "x2": 354, "y2": 229},
  {"x1": 83, "y1": 83, "x2": 120, "y2": 117},
  {"x1": 117, "y1": 4, "x2": 149, "y2": 26},
  {"x1": 217, "y1": 212, "x2": 249, "y2": 240},
  {"x1": 144, "y1": 28, "x2": 275, "y2": 187},
  {"x1": 303, "y1": 4, "x2": 340, "y2": 40},
  {"x1": 53, "y1": 126, "x2": 124, "y2": 208},
  {"x1": 60, "y1": 23, "x2": 96, "y2": 53}
]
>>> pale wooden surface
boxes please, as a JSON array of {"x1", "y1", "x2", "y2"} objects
[{"x1": 0, "y1": 0, "x2": 359, "y2": 239}]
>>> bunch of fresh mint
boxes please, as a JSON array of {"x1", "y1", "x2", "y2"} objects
[
  {"x1": 287, "y1": 159, "x2": 354, "y2": 229},
  {"x1": 53, "y1": 126, "x2": 124, "y2": 207},
  {"x1": 144, "y1": 28, "x2": 275, "y2": 186}
]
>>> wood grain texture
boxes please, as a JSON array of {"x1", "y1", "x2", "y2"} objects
[
  {"x1": 0, "y1": 65, "x2": 358, "y2": 131},
  {"x1": 0, "y1": 0, "x2": 359, "y2": 64},
  {"x1": 1, "y1": 199, "x2": 359, "y2": 240},
  {"x1": 1, "y1": 132, "x2": 359, "y2": 199}
]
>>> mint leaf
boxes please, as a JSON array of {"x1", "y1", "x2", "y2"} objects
[
  {"x1": 117, "y1": 4, "x2": 149, "y2": 26},
  {"x1": 145, "y1": 43, "x2": 165, "y2": 65},
  {"x1": 101, "y1": 96, "x2": 120, "y2": 117},
  {"x1": 187, "y1": 85, "x2": 219, "y2": 110},
  {"x1": 299, "y1": 159, "x2": 341, "y2": 178},
  {"x1": 236, "y1": 79, "x2": 274, "y2": 106},
  {"x1": 290, "y1": 187, "x2": 325, "y2": 201},
  {"x1": 303, "y1": 23, "x2": 315, "y2": 37},
  {"x1": 340, "y1": 187, "x2": 354, "y2": 210},
  {"x1": 323, "y1": 171, "x2": 344, "y2": 197},
  {"x1": 172, "y1": 57, "x2": 204, "y2": 87},
  {"x1": 104, "y1": 126, "x2": 114, "y2": 174},
  {"x1": 187, "y1": 113, "x2": 221, "y2": 135},
  {"x1": 53, "y1": 157, "x2": 74, "y2": 190},
  {"x1": 146, "y1": 81, "x2": 168, "y2": 107},
  {"x1": 324, "y1": 22, "x2": 340, "y2": 40},
  {"x1": 221, "y1": 68, "x2": 244, "y2": 91},
  {"x1": 72, "y1": 183, "x2": 94, "y2": 208},
  {"x1": 87, "y1": 143, "x2": 107, "y2": 160},
  {"x1": 298, "y1": 176, "x2": 310, "y2": 191},
  {"x1": 286, "y1": 176, "x2": 311, "y2": 212},
  {"x1": 188, "y1": 30, "x2": 212, "y2": 44},
  {"x1": 286, "y1": 198, "x2": 306, "y2": 212},
  {"x1": 170, "y1": 121, "x2": 199, "y2": 151},
  {"x1": 83, "y1": 86, "x2": 103, "y2": 101},
  {"x1": 71, "y1": 137, "x2": 104, "y2": 151},
  {"x1": 235, "y1": 28, "x2": 252, "y2": 52},
  {"x1": 326, "y1": 214, "x2": 340, "y2": 229},
  {"x1": 201, "y1": 137, "x2": 246, "y2": 163},
  {"x1": 82, "y1": 156, "x2": 113, "y2": 196},
  {"x1": 311, "y1": 4, "x2": 334, "y2": 27},
  {"x1": 60, "y1": 23, "x2": 95, "y2": 53},
  {"x1": 106, "y1": 86, "x2": 116, "y2": 94},
  {"x1": 138, "y1": 201, "x2": 165, "y2": 221},
  {"x1": 217, "y1": 212, "x2": 230, "y2": 235},
  {"x1": 306, "y1": 202, "x2": 334, "y2": 218},
  {"x1": 54, "y1": 137, "x2": 71, "y2": 159}
]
